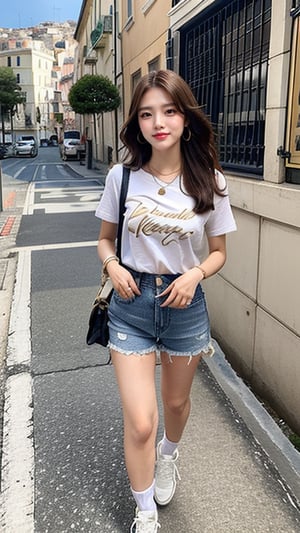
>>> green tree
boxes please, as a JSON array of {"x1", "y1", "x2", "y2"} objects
[
  {"x1": 68, "y1": 74, "x2": 120, "y2": 115},
  {"x1": 0, "y1": 67, "x2": 25, "y2": 143},
  {"x1": 68, "y1": 74, "x2": 120, "y2": 160}
]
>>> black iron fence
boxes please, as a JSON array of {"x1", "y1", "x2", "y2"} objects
[{"x1": 179, "y1": 0, "x2": 271, "y2": 175}]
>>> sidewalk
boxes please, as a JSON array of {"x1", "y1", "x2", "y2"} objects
[
  {"x1": 0, "y1": 159, "x2": 300, "y2": 531},
  {"x1": 65, "y1": 158, "x2": 110, "y2": 183},
  {"x1": 66, "y1": 159, "x2": 300, "y2": 507},
  {"x1": 0, "y1": 175, "x2": 27, "y2": 379}
]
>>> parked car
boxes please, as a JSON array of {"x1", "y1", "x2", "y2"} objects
[
  {"x1": 49, "y1": 134, "x2": 58, "y2": 146},
  {"x1": 14, "y1": 136, "x2": 38, "y2": 157},
  {"x1": 63, "y1": 130, "x2": 80, "y2": 141},
  {"x1": 0, "y1": 144, "x2": 7, "y2": 159},
  {"x1": 4, "y1": 143, "x2": 14, "y2": 157},
  {"x1": 61, "y1": 139, "x2": 85, "y2": 160},
  {"x1": 40, "y1": 138, "x2": 49, "y2": 147},
  {"x1": 0, "y1": 143, "x2": 14, "y2": 159}
]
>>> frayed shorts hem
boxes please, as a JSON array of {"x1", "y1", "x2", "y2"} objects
[
  {"x1": 108, "y1": 342, "x2": 157, "y2": 356},
  {"x1": 108, "y1": 341, "x2": 215, "y2": 361}
]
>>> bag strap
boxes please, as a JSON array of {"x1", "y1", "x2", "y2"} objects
[
  {"x1": 116, "y1": 166, "x2": 130, "y2": 262},
  {"x1": 97, "y1": 166, "x2": 130, "y2": 366}
]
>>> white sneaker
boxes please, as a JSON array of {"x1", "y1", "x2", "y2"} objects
[
  {"x1": 154, "y1": 440, "x2": 181, "y2": 506},
  {"x1": 130, "y1": 508, "x2": 161, "y2": 532}
]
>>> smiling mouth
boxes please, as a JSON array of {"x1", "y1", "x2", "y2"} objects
[{"x1": 153, "y1": 133, "x2": 169, "y2": 139}]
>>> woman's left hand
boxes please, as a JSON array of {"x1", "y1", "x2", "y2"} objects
[{"x1": 156, "y1": 270, "x2": 200, "y2": 308}]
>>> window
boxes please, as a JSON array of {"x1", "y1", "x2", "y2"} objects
[
  {"x1": 131, "y1": 69, "x2": 142, "y2": 95},
  {"x1": 7, "y1": 56, "x2": 11, "y2": 67},
  {"x1": 128, "y1": 0, "x2": 133, "y2": 18},
  {"x1": 17, "y1": 56, "x2": 20, "y2": 66},
  {"x1": 180, "y1": 0, "x2": 271, "y2": 175},
  {"x1": 16, "y1": 73, "x2": 20, "y2": 83},
  {"x1": 148, "y1": 56, "x2": 160, "y2": 72},
  {"x1": 286, "y1": 10, "x2": 300, "y2": 184}
]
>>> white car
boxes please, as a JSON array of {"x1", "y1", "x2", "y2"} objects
[
  {"x1": 62, "y1": 139, "x2": 85, "y2": 160},
  {"x1": 14, "y1": 137, "x2": 38, "y2": 157}
]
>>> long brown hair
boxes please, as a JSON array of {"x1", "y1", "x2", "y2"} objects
[{"x1": 120, "y1": 69, "x2": 225, "y2": 214}]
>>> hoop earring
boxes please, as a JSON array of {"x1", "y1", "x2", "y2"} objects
[
  {"x1": 137, "y1": 131, "x2": 146, "y2": 144},
  {"x1": 182, "y1": 126, "x2": 192, "y2": 142}
]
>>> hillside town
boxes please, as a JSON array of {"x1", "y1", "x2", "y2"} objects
[{"x1": 0, "y1": 20, "x2": 78, "y2": 144}]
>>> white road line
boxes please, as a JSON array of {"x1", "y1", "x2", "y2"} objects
[
  {"x1": 0, "y1": 249, "x2": 34, "y2": 533},
  {"x1": 14, "y1": 240, "x2": 98, "y2": 253},
  {"x1": 0, "y1": 374, "x2": 34, "y2": 533},
  {"x1": 40, "y1": 165, "x2": 47, "y2": 180},
  {"x1": 30, "y1": 202, "x2": 101, "y2": 213},
  {"x1": 13, "y1": 166, "x2": 26, "y2": 180},
  {"x1": 23, "y1": 181, "x2": 103, "y2": 215},
  {"x1": 36, "y1": 186, "x2": 102, "y2": 192},
  {"x1": 23, "y1": 182, "x2": 35, "y2": 215},
  {"x1": 7, "y1": 250, "x2": 31, "y2": 367}
]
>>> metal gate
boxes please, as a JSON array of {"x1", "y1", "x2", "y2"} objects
[{"x1": 179, "y1": 0, "x2": 271, "y2": 175}]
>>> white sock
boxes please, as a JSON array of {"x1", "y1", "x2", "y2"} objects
[
  {"x1": 131, "y1": 480, "x2": 157, "y2": 512},
  {"x1": 160, "y1": 431, "x2": 178, "y2": 456}
]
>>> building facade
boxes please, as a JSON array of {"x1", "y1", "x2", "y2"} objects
[
  {"x1": 168, "y1": 0, "x2": 300, "y2": 434},
  {"x1": 121, "y1": 0, "x2": 172, "y2": 117},
  {"x1": 74, "y1": 0, "x2": 122, "y2": 164},
  {"x1": 0, "y1": 38, "x2": 55, "y2": 142}
]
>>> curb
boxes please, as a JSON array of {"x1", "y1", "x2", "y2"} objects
[
  {"x1": 204, "y1": 340, "x2": 300, "y2": 505},
  {"x1": 65, "y1": 162, "x2": 108, "y2": 185}
]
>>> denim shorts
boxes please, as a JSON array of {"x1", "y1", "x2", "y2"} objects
[{"x1": 107, "y1": 268, "x2": 214, "y2": 359}]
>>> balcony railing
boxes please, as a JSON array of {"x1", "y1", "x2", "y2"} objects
[{"x1": 90, "y1": 15, "x2": 112, "y2": 50}]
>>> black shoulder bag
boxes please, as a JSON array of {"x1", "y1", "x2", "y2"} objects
[{"x1": 86, "y1": 166, "x2": 130, "y2": 348}]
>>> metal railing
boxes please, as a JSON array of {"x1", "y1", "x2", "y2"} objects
[{"x1": 180, "y1": 0, "x2": 271, "y2": 175}]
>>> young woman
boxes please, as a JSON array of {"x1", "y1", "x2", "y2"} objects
[{"x1": 96, "y1": 69, "x2": 236, "y2": 532}]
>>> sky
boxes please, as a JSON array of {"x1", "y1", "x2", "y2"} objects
[{"x1": 0, "y1": 0, "x2": 83, "y2": 29}]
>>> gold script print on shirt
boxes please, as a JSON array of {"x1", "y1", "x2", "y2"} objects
[{"x1": 127, "y1": 199, "x2": 195, "y2": 246}]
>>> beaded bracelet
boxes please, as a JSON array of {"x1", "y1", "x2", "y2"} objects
[{"x1": 103, "y1": 255, "x2": 119, "y2": 274}]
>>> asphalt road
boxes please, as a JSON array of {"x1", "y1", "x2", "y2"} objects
[
  {"x1": 1, "y1": 149, "x2": 138, "y2": 531},
  {"x1": 0, "y1": 149, "x2": 300, "y2": 532}
]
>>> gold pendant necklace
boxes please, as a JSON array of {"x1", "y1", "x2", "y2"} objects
[{"x1": 148, "y1": 166, "x2": 181, "y2": 196}]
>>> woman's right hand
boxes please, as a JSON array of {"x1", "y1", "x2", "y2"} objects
[{"x1": 106, "y1": 261, "x2": 141, "y2": 299}]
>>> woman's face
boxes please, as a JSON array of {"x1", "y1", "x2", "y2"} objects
[{"x1": 137, "y1": 87, "x2": 185, "y2": 153}]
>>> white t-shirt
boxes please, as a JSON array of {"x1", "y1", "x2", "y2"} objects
[{"x1": 95, "y1": 164, "x2": 236, "y2": 274}]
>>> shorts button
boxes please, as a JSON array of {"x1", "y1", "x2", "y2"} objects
[{"x1": 156, "y1": 276, "x2": 163, "y2": 287}]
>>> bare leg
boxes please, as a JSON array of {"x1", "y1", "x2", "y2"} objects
[
  {"x1": 160, "y1": 353, "x2": 201, "y2": 443},
  {"x1": 111, "y1": 349, "x2": 158, "y2": 491}
]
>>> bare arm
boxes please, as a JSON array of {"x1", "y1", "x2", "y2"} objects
[
  {"x1": 195, "y1": 234, "x2": 227, "y2": 280},
  {"x1": 98, "y1": 220, "x2": 140, "y2": 297},
  {"x1": 158, "y1": 234, "x2": 227, "y2": 308},
  {"x1": 97, "y1": 220, "x2": 118, "y2": 263}
]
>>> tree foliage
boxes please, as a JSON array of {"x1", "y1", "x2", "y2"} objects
[
  {"x1": 0, "y1": 66, "x2": 24, "y2": 111},
  {"x1": 68, "y1": 74, "x2": 120, "y2": 115}
]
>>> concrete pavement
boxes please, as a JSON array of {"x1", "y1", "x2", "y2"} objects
[{"x1": 0, "y1": 158, "x2": 300, "y2": 531}]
